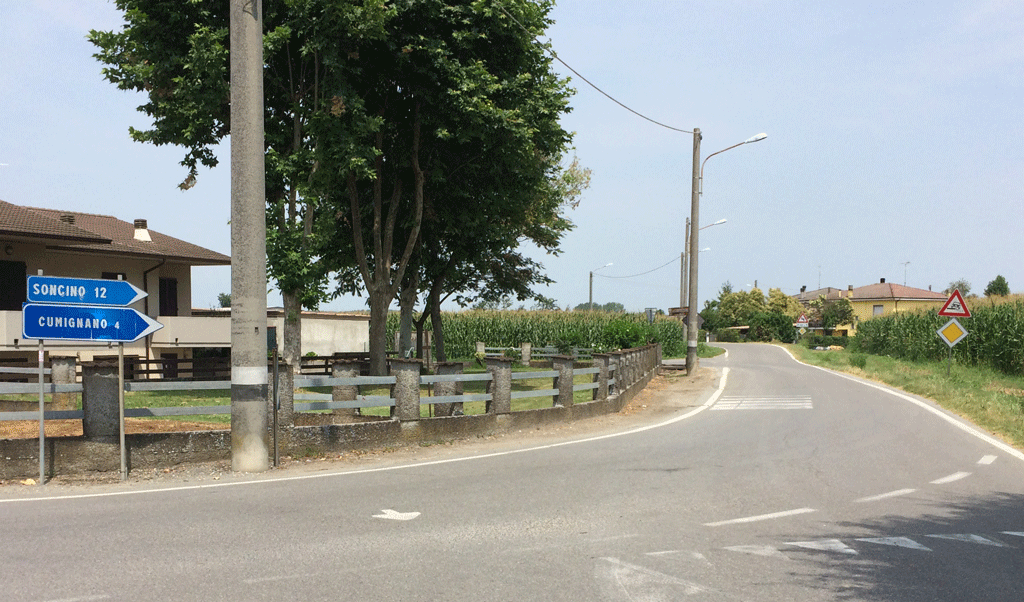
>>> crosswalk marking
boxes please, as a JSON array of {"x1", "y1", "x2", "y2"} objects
[
  {"x1": 720, "y1": 531, "x2": 1022, "y2": 560},
  {"x1": 712, "y1": 395, "x2": 813, "y2": 410}
]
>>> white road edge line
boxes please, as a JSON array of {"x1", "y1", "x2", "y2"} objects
[
  {"x1": 1, "y1": 369, "x2": 731, "y2": 504},
  {"x1": 777, "y1": 346, "x2": 1024, "y2": 465},
  {"x1": 930, "y1": 471, "x2": 971, "y2": 485},
  {"x1": 704, "y1": 507, "x2": 816, "y2": 527},
  {"x1": 854, "y1": 488, "x2": 917, "y2": 503}
]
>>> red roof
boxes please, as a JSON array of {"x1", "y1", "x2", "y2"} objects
[{"x1": 850, "y1": 282, "x2": 946, "y2": 301}]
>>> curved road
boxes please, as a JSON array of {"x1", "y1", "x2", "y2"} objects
[{"x1": 3, "y1": 343, "x2": 1023, "y2": 601}]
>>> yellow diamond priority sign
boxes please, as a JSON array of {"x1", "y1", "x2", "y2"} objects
[{"x1": 937, "y1": 318, "x2": 968, "y2": 348}]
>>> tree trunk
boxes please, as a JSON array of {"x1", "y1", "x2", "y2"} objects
[
  {"x1": 367, "y1": 290, "x2": 389, "y2": 376},
  {"x1": 398, "y1": 273, "x2": 418, "y2": 358},
  {"x1": 282, "y1": 290, "x2": 302, "y2": 373}
]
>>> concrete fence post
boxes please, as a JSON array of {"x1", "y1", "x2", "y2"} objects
[
  {"x1": 50, "y1": 356, "x2": 77, "y2": 411},
  {"x1": 390, "y1": 358, "x2": 422, "y2": 421},
  {"x1": 331, "y1": 360, "x2": 360, "y2": 417},
  {"x1": 609, "y1": 351, "x2": 623, "y2": 396},
  {"x1": 484, "y1": 357, "x2": 512, "y2": 415},
  {"x1": 432, "y1": 362, "x2": 464, "y2": 417},
  {"x1": 592, "y1": 354, "x2": 610, "y2": 401},
  {"x1": 521, "y1": 342, "x2": 532, "y2": 366},
  {"x1": 552, "y1": 356, "x2": 574, "y2": 408},
  {"x1": 81, "y1": 362, "x2": 119, "y2": 440}
]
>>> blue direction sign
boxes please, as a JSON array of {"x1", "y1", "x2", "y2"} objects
[
  {"x1": 22, "y1": 303, "x2": 163, "y2": 343},
  {"x1": 27, "y1": 275, "x2": 146, "y2": 307}
]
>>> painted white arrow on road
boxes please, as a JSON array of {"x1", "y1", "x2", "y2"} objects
[
  {"x1": 785, "y1": 539, "x2": 858, "y2": 554},
  {"x1": 373, "y1": 509, "x2": 421, "y2": 521},
  {"x1": 856, "y1": 537, "x2": 932, "y2": 551}
]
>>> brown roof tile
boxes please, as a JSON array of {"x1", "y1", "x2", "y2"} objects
[
  {"x1": 850, "y1": 282, "x2": 946, "y2": 301},
  {"x1": 0, "y1": 199, "x2": 110, "y2": 244},
  {"x1": 1, "y1": 200, "x2": 229, "y2": 265}
]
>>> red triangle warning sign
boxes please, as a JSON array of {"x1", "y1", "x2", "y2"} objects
[{"x1": 939, "y1": 289, "x2": 971, "y2": 318}]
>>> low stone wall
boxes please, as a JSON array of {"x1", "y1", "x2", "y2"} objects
[{"x1": 1, "y1": 345, "x2": 660, "y2": 479}]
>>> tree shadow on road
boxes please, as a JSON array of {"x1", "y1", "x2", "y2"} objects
[{"x1": 778, "y1": 492, "x2": 1024, "y2": 602}]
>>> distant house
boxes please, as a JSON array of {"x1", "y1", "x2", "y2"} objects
[
  {"x1": 0, "y1": 200, "x2": 368, "y2": 371},
  {"x1": 793, "y1": 278, "x2": 946, "y2": 336}
]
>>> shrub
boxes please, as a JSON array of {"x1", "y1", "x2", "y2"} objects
[
  {"x1": 849, "y1": 353, "x2": 867, "y2": 368},
  {"x1": 716, "y1": 328, "x2": 741, "y2": 342}
]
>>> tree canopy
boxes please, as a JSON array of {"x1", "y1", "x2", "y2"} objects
[
  {"x1": 91, "y1": 0, "x2": 577, "y2": 373},
  {"x1": 984, "y1": 275, "x2": 1010, "y2": 297}
]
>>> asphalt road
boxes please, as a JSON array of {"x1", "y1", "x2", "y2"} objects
[{"x1": 3, "y1": 343, "x2": 1023, "y2": 601}]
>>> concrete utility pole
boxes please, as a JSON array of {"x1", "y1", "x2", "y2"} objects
[
  {"x1": 680, "y1": 218, "x2": 690, "y2": 310},
  {"x1": 685, "y1": 129, "x2": 701, "y2": 376},
  {"x1": 230, "y1": 0, "x2": 269, "y2": 472}
]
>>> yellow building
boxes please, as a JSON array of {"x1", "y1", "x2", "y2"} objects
[{"x1": 794, "y1": 278, "x2": 947, "y2": 335}]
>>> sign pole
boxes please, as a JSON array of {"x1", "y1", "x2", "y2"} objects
[
  {"x1": 38, "y1": 339, "x2": 45, "y2": 485},
  {"x1": 119, "y1": 342, "x2": 126, "y2": 481}
]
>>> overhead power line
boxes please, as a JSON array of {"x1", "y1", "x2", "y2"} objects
[
  {"x1": 596, "y1": 255, "x2": 680, "y2": 279},
  {"x1": 493, "y1": 2, "x2": 693, "y2": 135}
]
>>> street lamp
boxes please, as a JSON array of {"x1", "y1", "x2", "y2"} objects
[
  {"x1": 680, "y1": 218, "x2": 727, "y2": 309},
  {"x1": 686, "y1": 132, "x2": 766, "y2": 375},
  {"x1": 589, "y1": 262, "x2": 613, "y2": 310}
]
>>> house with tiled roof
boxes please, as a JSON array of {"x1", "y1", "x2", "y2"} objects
[
  {"x1": 793, "y1": 278, "x2": 947, "y2": 335},
  {"x1": 0, "y1": 200, "x2": 367, "y2": 371}
]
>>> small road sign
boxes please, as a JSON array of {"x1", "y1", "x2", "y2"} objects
[
  {"x1": 27, "y1": 275, "x2": 146, "y2": 307},
  {"x1": 795, "y1": 313, "x2": 809, "y2": 328},
  {"x1": 938, "y1": 289, "x2": 971, "y2": 318},
  {"x1": 936, "y1": 318, "x2": 968, "y2": 348},
  {"x1": 22, "y1": 303, "x2": 163, "y2": 343}
]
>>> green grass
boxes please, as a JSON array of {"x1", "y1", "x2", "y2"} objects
[
  {"x1": 784, "y1": 344, "x2": 1024, "y2": 449},
  {"x1": 699, "y1": 344, "x2": 726, "y2": 358}
]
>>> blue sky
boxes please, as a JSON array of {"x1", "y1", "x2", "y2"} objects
[{"x1": 2, "y1": 1, "x2": 1021, "y2": 313}]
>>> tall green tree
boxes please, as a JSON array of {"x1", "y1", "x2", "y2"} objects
[
  {"x1": 91, "y1": 1, "x2": 575, "y2": 375},
  {"x1": 944, "y1": 278, "x2": 972, "y2": 296},
  {"x1": 89, "y1": 0, "x2": 391, "y2": 372},
  {"x1": 984, "y1": 275, "x2": 1010, "y2": 297},
  {"x1": 809, "y1": 295, "x2": 855, "y2": 335},
  {"x1": 308, "y1": 0, "x2": 574, "y2": 371}
]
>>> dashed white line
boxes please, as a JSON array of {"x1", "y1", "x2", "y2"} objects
[
  {"x1": 855, "y1": 488, "x2": 917, "y2": 503},
  {"x1": 931, "y1": 471, "x2": 971, "y2": 485},
  {"x1": 243, "y1": 573, "x2": 316, "y2": 585},
  {"x1": 978, "y1": 455, "x2": 997, "y2": 465},
  {"x1": 704, "y1": 507, "x2": 816, "y2": 527}
]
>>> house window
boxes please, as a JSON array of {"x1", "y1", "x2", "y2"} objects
[
  {"x1": 101, "y1": 271, "x2": 127, "y2": 281},
  {"x1": 873, "y1": 305, "x2": 884, "y2": 316},
  {"x1": 159, "y1": 277, "x2": 178, "y2": 316},
  {"x1": 0, "y1": 260, "x2": 27, "y2": 310}
]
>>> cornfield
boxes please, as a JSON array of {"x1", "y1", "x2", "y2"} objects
[
  {"x1": 387, "y1": 310, "x2": 687, "y2": 358},
  {"x1": 855, "y1": 300, "x2": 1024, "y2": 375}
]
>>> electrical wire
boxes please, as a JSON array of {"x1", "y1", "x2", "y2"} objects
[
  {"x1": 494, "y1": 1, "x2": 694, "y2": 135},
  {"x1": 596, "y1": 255, "x2": 681, "y2": 279}
]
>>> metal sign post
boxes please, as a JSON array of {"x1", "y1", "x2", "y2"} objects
[{"x1": 38, "y1": 340, "x2": 45, "y2": 485}]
